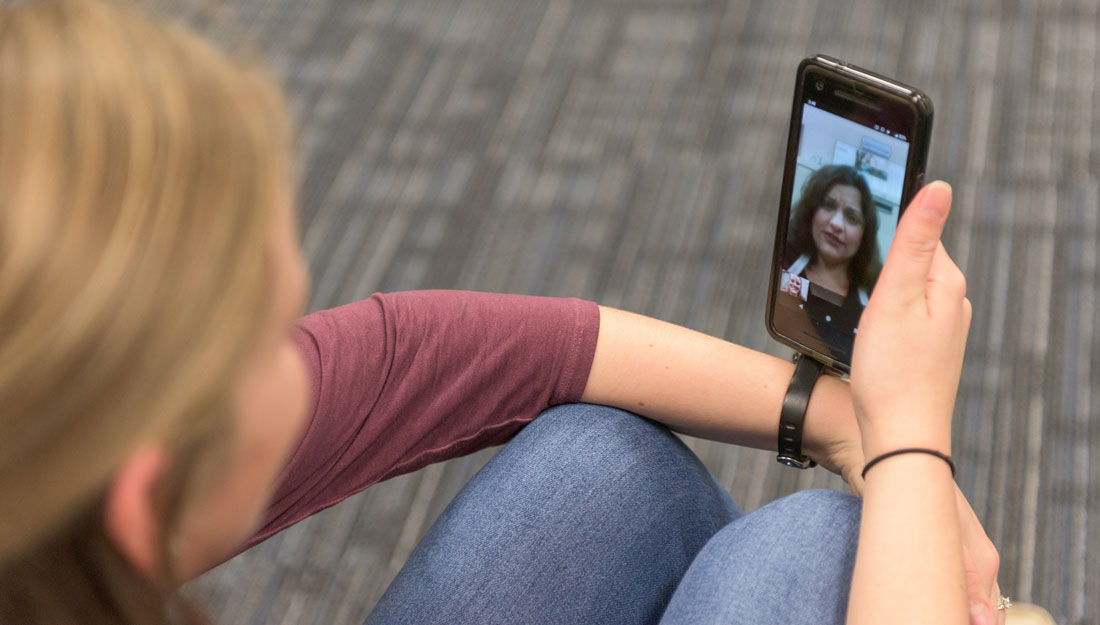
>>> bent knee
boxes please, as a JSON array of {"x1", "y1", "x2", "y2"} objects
[
  {"x1": 494, "y1": 403, "x2": 734, "y2": 520},
  {"x1": 665, "y1": 490, "x2": 859, "y2": 624},
  {"x1": 514, "y1": 403, "x2": 685, "y2": 472},
  {"x1": 523, "y1": 403, "x2": 664, "y2": 441},
  {"x1": 760, "y1": 489, "x2": 861, "y2": 527},
  {"x1": 702, "y1": 489, "x2": 860, "y2": 563}
]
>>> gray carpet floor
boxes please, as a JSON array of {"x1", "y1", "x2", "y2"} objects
[{"x1": 133, "y1": 1, "x2": 1100, "y2": 623}]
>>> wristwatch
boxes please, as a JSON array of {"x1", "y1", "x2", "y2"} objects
[{"x1": 776, "y1": 354, "x2": 824, "y2": 469}]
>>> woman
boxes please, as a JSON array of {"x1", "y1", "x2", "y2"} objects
[
  {"x1": 785, "y1": 164, "x2": 882, "y2": 304},
  {"x1": 0, "y1": 1, "x2": 1017, "y2": 624},
  {"x1": 782, "y1": 165, "x2": 882, "y2": 360}
]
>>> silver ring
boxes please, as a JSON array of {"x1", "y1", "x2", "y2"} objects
[{"x1": 997, "y1": 595, "x2": 1013, "y2": 610}]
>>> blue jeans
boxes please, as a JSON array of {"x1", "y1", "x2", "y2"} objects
[{"x1": 365, "y1": 404, "x2": 861, "y2": 625}]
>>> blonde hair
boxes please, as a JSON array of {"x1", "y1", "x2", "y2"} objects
[{"x1": 0, "y1": 0, "x2": 291, "y2": 620}]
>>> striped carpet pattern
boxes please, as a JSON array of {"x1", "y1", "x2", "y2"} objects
[{"x1": 131, "y1": 1, "x2": 1100, "y2": 623}]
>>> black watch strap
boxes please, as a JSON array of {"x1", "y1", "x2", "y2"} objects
[{"x1": 776, "y1": 354, "x2": 824, "y2": 469}]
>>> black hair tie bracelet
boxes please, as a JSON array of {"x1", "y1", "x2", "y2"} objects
[{"x1": 861, "y1": 448, "x2": 956, "y2": 480}]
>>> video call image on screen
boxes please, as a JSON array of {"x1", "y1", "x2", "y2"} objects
[{"x1": 776, "y1": 102, "x2": 911, "y2": 363}]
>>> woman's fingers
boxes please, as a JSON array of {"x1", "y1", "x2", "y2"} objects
[
  {"x1": 877, "y1": 181, "x2": 953, "y2": 302},
  {"x1": 956, "y1": 486, "x2": 1001, "y2": 625}
]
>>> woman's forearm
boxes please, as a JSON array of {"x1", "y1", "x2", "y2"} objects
[
  {"x1": 579, "y1": 305, "x2": 861, "y2": 473},
  {"x1": 847, "y1": 453, "x2": 968, "y2": 624}
]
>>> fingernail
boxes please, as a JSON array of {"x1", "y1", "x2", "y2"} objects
[
  {"x1": 929, "y1": 180, "x2": 952, "y2": 196},
  {"x1": 970, "y1": 603, "x2": 989, "y2": 625},
  {"x1": 918, "y1": 180, "x2": 952, "y2": 218}
]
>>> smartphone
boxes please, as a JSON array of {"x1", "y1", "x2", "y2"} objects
[{"x1": 765, "y1": 55, "x2": 933, "y2": 373}]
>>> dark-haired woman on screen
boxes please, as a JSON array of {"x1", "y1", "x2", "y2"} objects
[{"x1": 782, "y1": 164, "x2": 882, "y2": 359}]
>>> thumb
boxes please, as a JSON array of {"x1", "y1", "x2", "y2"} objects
[{"x1": 876, "y1": 181, "x2": 953, "y2": 300}]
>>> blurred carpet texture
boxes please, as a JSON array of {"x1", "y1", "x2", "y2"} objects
[{"x1": 134, "y1": 1, "x2": 1100, "y2": 623}]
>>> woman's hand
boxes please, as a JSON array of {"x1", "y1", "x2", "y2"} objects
[
  {"x1": 847, "y1": 182, "x2": 1002, "y2": 625},
  {"x1": 845, "y1": 181, "x2": 983, "y2": 625},
  {"x1": 957, "y1": 486, "x2": 1006, "y2": 625},
  {"x1": 849, "y1": 181, "x2": 971, "y2": 460}
]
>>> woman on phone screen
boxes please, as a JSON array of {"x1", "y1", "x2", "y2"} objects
[{"x1": 782, "y1": 164, "x2": 882, "y2": 359}]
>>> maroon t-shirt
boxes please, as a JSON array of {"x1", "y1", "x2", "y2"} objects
[{"x1": 244, "y1": 290, "x2": 600, "y2": 549}]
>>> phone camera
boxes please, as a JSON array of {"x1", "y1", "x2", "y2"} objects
[{"x1": 815, "y1": 80, "x2": 825, "y2": 91}]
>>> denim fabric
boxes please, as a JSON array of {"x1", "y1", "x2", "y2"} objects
[
  {"x1": 659, "y1": 489, "x2": 860, "y2": 624},
  {"x1": 365, "y1": 404, "x2": 860, "y2": 625}
]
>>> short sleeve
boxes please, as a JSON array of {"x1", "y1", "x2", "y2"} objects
[{"x1": 242, "y1": 291, "x2": 600, "y2": 550}]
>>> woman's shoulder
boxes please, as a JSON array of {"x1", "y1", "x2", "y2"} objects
[{"x1": 783, "y1": 248, "x2": 810, "y2": 274}]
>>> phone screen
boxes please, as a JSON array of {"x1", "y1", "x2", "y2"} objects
[{"x1": 769, "y1": 62, "x2": 929, "y2": 369}]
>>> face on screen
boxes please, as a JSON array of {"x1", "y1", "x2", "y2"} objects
[{"x1": 773, "y1": 100, "x2": 913, "y2": 364}]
